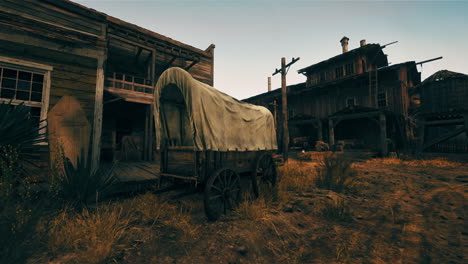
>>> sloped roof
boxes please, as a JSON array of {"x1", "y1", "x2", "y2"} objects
[
  {"x1": 298, "y1": 44, "x2": 386, "y2": 74},
  {"x1": 420, "y1": 70, "x2": 468, "y2": 85}
]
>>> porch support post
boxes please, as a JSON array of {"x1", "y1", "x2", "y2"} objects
[
  {"x1": 328, "y1": 119, "x2": 335, "y2": 148},
  {"x1": 317, "y1": 119, "x2": 323, "y2": 142},
  {"x1": 91, "y1": 54, "x2": 106, "y2": 172},
  {"x1": 379, "y1": 113, "x2": 388, "y2": 157}
]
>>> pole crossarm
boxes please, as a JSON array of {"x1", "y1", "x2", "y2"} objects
[{"x1": 272, "y1": 57, "x2": 300, "y2": 76}]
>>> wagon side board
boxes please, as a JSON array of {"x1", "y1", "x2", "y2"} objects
[{"x1": 161, "y1": 147, "x2": 269, "y2": 183}]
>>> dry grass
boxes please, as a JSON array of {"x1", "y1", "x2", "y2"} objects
[
  {"x1": 322, "y1": 197, "x2": 352, "y2": 222},
  {"x1": 277, "y1": 160, "x2": 316, "y2": 193},
  {"x1": 47, "y1": 205, "x2": 131, "y2": 264},
  {"x1": 43, "y1": 192, "x2": 200, "y2": 263},
  {"x1": 235, "y1": 195, "x2": 268, "y2": 221},
  {"x1": 315, "y1": 154, "x2": 356, "y2": 193},
  {"x1": 368, "y1": 157, "x2": 461, "y2": 168}
]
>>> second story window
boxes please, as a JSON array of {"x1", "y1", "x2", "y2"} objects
[
  {"x1": 377, "y1": 92, "x2": 387, "y2": 107},
  {"x1": 335, "y1": 66, "x2": 344, "y2": 78},
  {"x1": 345, "y1": 63, "x2": 354, "y2": 75}
]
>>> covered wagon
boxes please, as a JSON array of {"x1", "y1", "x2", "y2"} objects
[{"x1": 153, "y1": 67, "x2": 277, "y2": 220}]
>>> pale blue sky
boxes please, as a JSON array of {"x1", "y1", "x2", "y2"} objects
[{"x1": 74, "y1": 0, "x2": 468, "y2": 99}]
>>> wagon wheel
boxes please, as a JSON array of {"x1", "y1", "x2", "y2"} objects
[
  {"x1": 252, "y1": 153, "x2": 277, "y2": 198},
  {"x1": 204, "y1": 168, "x2": 241, "y2": 221}
]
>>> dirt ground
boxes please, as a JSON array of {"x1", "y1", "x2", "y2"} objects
[{"x1": 103, "y1": 153, "x2": 465, "y2": 264}]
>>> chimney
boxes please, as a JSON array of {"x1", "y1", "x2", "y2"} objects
[
  {"x1": 340, "y1": 36, "x2": 349, "y2": 53},
  {"x1": 360, "y1": 39, "x2": 366, "y2": 47},
  {"x1": 268, "y1": 77, "x2": 271, "y2": 92}
]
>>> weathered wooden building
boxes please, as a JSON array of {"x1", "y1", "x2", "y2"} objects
[
  {"x1": 417, "y1": 70, "x2": 468, "y2": 152},
  {"x1": 245, "y1": 37, "x2": 421, "y2": 155},
  {"x1": 0, "y1": 0, "x2": 215, "y2": 171}
]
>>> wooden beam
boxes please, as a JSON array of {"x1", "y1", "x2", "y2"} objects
[
  {"x1": 103, "y1": 97, "x2": 123, "y2": 104},
  {"x1": 465, "y1": 112, "x2": 468, "y2": 133},
  {"x1": 163, "y1": 57, "x2": 177, "y2": 70},
  {"x1": 328, "y1": 119, "x2": 335, "y2": 147},
  {"x1": 422, "y1": 127, "x2": 465, "y2": 151},
  {"x1": 91, "y1": 55, "x2": 106, "y2": 172},
  {"x1": 332, "y1": 111, "x2": 381, "y2": 123},
  {"x1": 134, "y1": 46, "x2": 142, "y2": 64},
  {"x1": 281, "y1": 57, "x2": 289, "y2": 161},
  {"x1": 424, "y1": 118, "x2": 464, "y2": 126},
  {"x1": 317, "y1": 120, "x2": 323, "y2": 142},
  {"x1": 379, "y1": 113, "x2": 388, "y2": 157},
  {"x1": 185, "y1": 60, "x2": 198, "y2": 71}
]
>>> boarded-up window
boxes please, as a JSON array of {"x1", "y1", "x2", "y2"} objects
[{"x1": 378, "y1": 92, "x2": 387, "y2": 107}]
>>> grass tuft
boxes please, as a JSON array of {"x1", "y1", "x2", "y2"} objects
[
  {"x1": 322, "y1": 197, "x2": 352, "y2": 222},
  {"x1": 47, "y1": 204, "x2": 131, "y2": 264},
  {"x1": 315, "y1": 154, "x2": 356, "y2": 193}
]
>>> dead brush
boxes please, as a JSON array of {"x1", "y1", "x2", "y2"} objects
[
  {"x1": 315, "y1": 154, "x2": 356, "y2": 193},
  {"x1": 368, "y1": 156, "x2": 461, "y2": 168},
  {"x1": 121, "y1": 193, "x2": 200, "y2": 242},
  {"x1": 47, "y1": 204, "x2": 131, "y2": 264},
  {"x1": 322, "y1": 197, "x2": 352, "y2": 222},
  {"x1": 235, "y1": 193, "x2": 268, "y2": 221},
  {"x1": 277, "y1": 160, "x2": 316, "y2": 192}
]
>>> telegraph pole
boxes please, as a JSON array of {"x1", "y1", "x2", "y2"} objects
[{"x1": 272, "y1": 57, "x2": 300, "y2": 162}]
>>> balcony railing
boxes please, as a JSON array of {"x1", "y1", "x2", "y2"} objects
[{"x1": 105, "y1": 72, "x2": 154, "y2": 94}]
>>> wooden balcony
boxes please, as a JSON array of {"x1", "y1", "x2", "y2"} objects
[{"x1": 104, "y1": 73, "x2": 154, "y2": 104}]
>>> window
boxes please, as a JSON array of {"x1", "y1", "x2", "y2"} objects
[
  {"x1": 0, "y1": 56, "x2": 52, "y2": 128},
  {"x1": 345, "y1": 63, "x2": 354, "y2": 75},
  {"x1": 335, "y1": 66, "x2": 344, "y2": 78},
  {"x1": 346, "y1": 97, "x2": 356, "y2": 107},
  {"x1": 377, "y1": 92, "x2": 387, "y2": 107}
]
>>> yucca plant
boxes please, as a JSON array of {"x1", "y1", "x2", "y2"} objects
[
  {"x1": 52, "y1": 149, "x2": 117, "y2": 208},
  {"x1": 0, "y1": 101, "x2": 46, "y2": 264},
  {"x1": 0, "y1": 101, "x2": 47, "y2": 179}
]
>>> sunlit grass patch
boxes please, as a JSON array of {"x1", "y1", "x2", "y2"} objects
[
  {"x1": 47, "y1": 204, "x2": 131, "y2": 264},
  {"x1": 277, "y1": 160, "x2": 316, "y2": 193},
  {"x1": 368, "y1": 157, "x2": 461, "y2": 168}
]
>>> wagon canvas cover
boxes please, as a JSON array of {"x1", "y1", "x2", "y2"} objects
[{"x1": 153, "y1": 67, "x2": 277, "y2": 151}]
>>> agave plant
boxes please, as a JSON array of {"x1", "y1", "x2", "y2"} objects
[
  {"x1": 53, "y1": 149, "x2": 117, "y2": 208},
  {"x1": 0, "y1": 101, "x2": 47, "y2": 264},
  {"x1": 0, "y1": 101, "x2": 47, "y2": 179}
]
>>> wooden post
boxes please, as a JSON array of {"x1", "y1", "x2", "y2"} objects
[
  {"x1": 464, "y1": 112, "x2": 468, "y2": 133},
  {"x1": 91, "y1": 55, "x2": 106, "y2": 172},
  {"x1": 281, "y1": 57, "x2": 289, "y2": 161},
  {"x1": 268, "y1": 77, "x2": 271, "y2": 92},
  {"x1": 379, "y1": 113, "x2": 388, "y2": 156},
  {"x1": 317, "y1": 119, "x2": 323, "y2": 142},
  {"x1": 272, "y1": 100, "x2": 277, "y2": 125},
  {"x1": 272, "y1": 57, "x2": 299, "y2": 162},
  {"x1": 328, "y1": 119, "x2": 335, "y2": 148}
]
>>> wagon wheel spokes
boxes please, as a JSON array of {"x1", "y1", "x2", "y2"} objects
[
  {"x1": 252, "y1": 153, "x2": 277, "y2": 198},
  {"x1": 204, "y1": 168, "x2": 241, "y2": 221}
]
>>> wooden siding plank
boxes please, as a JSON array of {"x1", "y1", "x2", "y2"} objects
[{"x1": 2, "y1": 0, "x2": 102, "y2": 36}]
